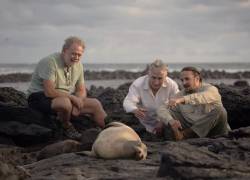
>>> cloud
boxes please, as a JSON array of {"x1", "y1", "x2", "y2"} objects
[{"x1": 0, "y1": 0, "x2": 249, "y2": 63}]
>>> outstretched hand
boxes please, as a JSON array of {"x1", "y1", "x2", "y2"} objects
[
  {"x1": 70, "y1": 95, "x2": 83, "y2": 109},
  {"x1": 133, "y1": 108, "x2": 147, "y2": 120},
  {"x1": 168, "y1": 97, "x2": 185, "y2": 108}
]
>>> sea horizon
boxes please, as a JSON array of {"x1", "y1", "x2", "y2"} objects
[{"x1": 0, "y1": 62, "x2": 249, "y2": 75}]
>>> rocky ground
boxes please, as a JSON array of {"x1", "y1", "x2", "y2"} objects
[{"x1": 0, "y1": 80, "x2": 250, "y2": 179}]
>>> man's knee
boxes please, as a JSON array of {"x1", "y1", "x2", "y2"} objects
[
  {"x1": 92, "y1": 98, "x2": 102, "y2": 108},
  {"x1": 86, "y1": 98, "x2": 103, "y2": 110},
  {"x1": 52, "y1": 97, "x2": 72, "y2": 112},
  {"x1": 213, "y1": 106, "x2": 227, "y2": 122},
  {"x1": 207, "y1": 106, "x2": 229, "y2": 137},
  {"x1": 212, "y1": 106, "x2": 228, "y2": 130}
]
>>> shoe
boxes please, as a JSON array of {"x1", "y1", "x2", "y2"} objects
[{"x1": 64, "y1": 125, "x2": 82, "y2": 140}]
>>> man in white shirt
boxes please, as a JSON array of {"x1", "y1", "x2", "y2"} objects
[{"x1": 123, "y1": 59, "x2": 179, "y2": 136}]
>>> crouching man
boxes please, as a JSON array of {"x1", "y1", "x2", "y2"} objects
[{"x1": 157, "y1": 66, "x2": 230, "y2": 141}]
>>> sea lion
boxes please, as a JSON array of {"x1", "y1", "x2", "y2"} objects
[
  {"x1": 37, "y1": 139, "x2": 81, "y2": 160},
  {"x1": 76, "y1": 122, "x2": 147, "y2": 160}
]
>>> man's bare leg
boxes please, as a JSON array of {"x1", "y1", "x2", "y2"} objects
[
  {"x1": 80, "y1": 98, "x2": 107, "y2": 128},
  {"x1": 51, "y1": 97, "x2": 72, "y2": 128},
  {"x1": 51, "y1": 97, "x2": 82, "y2": 139}
]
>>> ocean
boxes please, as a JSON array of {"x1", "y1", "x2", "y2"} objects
[
  {"x1": 0, "y1": 62, "x2": 250, "y2": 75},
  {"x1": 0, "y1": 62, "x2": 249, "y2": 93}
]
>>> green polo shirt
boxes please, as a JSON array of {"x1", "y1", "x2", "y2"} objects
[{"x1": 27, "y1": 52, "x2": 84, "y2": 96}]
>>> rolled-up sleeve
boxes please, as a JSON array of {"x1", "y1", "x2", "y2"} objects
[
  {"x1": 123, "y1": 84, "x2": 140, "y2": 113},
  {"x1": 38, "y1": 58, "x2": 56, "y2": 81},
  {"x1": 184, "y1": 85, "x2": 221, "y2": 105},
  {"x1": 157, "y1": 105, "x2": 175, "y2": 125}
]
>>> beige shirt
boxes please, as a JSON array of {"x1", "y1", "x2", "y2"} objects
[
  {"x1": 27, "y1": 53, "x2": 84, "y2": 96},
  {"x1": 158, "y1": 83, "x2": 223, "y2": 124},
  {"x1": 123, "y1": 75, "x2": 179, "y2": 132}
]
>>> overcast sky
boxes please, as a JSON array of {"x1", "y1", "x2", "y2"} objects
[{"x1": 0, "y1": 0, "x2": 249, "y2": 64}]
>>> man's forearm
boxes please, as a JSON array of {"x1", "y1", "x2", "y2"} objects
[
  {"x1": 75, "y1": 91, "x2": 86, "y2": 99},
  {"x1": 74, "y1": 84, "x2": 87, "y2": 99},
  {"x1": 157, "y1": 105, "x2": 175, "y2": 125},
  {"x1": 123, "y1": 100, "x2": 138, "y2": 113}
]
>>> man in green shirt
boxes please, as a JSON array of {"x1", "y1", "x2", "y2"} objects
[
  {"x1": 157, "y1": 66, "x2": 230, "y2": 140},
  {"x1": 27, "y1": 36, "x2": 107, "y2": 140}
]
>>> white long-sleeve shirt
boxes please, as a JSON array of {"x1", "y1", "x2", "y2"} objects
[{"x1": 123, "y1": 75, "x2": 179, "y2": 132}]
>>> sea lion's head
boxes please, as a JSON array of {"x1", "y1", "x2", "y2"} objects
[{"x1": 134, "y1": 141, "x2": 147, "y2": 160}]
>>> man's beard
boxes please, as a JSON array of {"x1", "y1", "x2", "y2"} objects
[{"x1": 184, "y1": 85, "x2": 195, "y2": 94}]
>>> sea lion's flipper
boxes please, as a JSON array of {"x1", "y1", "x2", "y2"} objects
[
  {"x1": 104, "y1": 122, "x2": 125, "y2": 129},
  {"x1": 75, "y1": 151, "x2": 96, "y2": 157}
]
